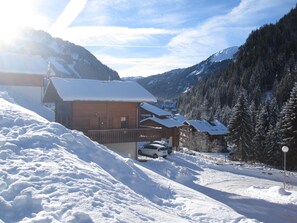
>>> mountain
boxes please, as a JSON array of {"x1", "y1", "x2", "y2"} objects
[
  {"x1": 134, "y1": 46, "x2": 238, "y2": 100},
  {"x1": 178, "y1": 6, "x2": 297, "y2": 122},
  {"x1": 0, "y1": 28, "x2": 120, "y2": 80},
  {"x1": 122, "y1": 76, "x2": 143, "y2": 81}
]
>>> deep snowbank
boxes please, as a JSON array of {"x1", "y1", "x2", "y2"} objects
[
  {"x1": 0, "y1": 98, "x2": 181, "y2": 222},
  {"x1": 0, "y1": 98, "x2": 251, "y2": 222},
  {"x1": 1, "y1": 94, "x2": 296, "y2": 223}
]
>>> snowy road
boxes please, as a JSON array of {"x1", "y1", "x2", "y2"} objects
[{"x1": 138, "y1": 152, "x2": 297, "y2": 223}]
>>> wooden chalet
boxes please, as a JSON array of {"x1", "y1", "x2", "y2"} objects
[
  {"x1": 180, "y1": 119, "x2": 228, "y2": 152},
  {"x1": 43, "y1": 77, "x2": 161, "y2": 159},
  {"x1": 139, "y1": 102, "x2": 183, "y2": 149}
]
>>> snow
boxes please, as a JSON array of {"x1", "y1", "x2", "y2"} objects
[
  {"x1": 187, "y1": 64, "x2": 205, "y2": 77},
  {"x1": 0, "y1": 53, "x2": 48, "y2": 75},
  {"x1": 186, "y1": 119, "x2": 229, "y2": 135},
  {"x1": 0, "y1": 86, "x2": 54, "y2": 121},
  {"x1": 44, "y1": 77, "x2": 157, "y2": 103},
  {"x1": 0, "y1": 91, "x2": 297, "y2": 222},
  {"x1": 210, "y1": 46, "x2": 238, "y2": 63},
  {"x1": 48, "y1": 58, "x2": 69, "y2": 76},
  {"x1": 140, "y1": 102, "x2": 172, "y2": 117},
  {"x1": 140, "y1": 116, "x2": 184, "y2": 128},
  {"x1": 173, "y1": 114, "x2": 187, "y2": 123},
  {"x1": 140, "y1": 152, "x2": 297, "y2": 223}
]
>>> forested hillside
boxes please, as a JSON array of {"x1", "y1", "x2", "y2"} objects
[
  {"x1": 135, "y1": 47, "x2": 238, "y2": 100},
  {"x1": 178, "y1": 5, "x2": 297, "y2": 170},
  {"x1": 178, "y1": 6, "x2": 297, "y2": 122}
]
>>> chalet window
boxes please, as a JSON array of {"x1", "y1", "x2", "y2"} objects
[{"x1": 120, "y1": 116, "x2": 128, "y2": 129}]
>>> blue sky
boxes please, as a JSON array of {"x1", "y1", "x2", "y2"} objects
[{"x1": 0, "y1": 0, "x2": 296, "y2": 77}]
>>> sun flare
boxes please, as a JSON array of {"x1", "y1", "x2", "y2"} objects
[{"x1": 0, "y1": 0, "x2": 47, "y2": 44}]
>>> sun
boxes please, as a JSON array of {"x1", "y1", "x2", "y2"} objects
[{"x1": 0, "y1": 0, "x2": 47, "y2": 44}]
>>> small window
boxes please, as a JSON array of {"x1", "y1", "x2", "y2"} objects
[{"x1": 120, "y1": 116, "x2": 128, "y2": 128}]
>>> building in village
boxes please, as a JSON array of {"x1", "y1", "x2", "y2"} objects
[
  {"x1": 0, "y1": 53, "x2": 48, "y2": 98},
  {"x1": 180, "y1": 119, "x2": 228, "y2": 152},
  {"x1": 43, "y1": 77, "x2": 166, "y2": 159},
  {"x1": 0, "y1": 53, "x2": 54, "y2": 121},
  {"x1": 139, "y1": 102, "x2": 183, "y2": 150}
]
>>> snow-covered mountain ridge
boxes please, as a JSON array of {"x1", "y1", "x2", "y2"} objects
[
  {"x1": 134, "y1": 46, "x2": 238, "y2": 100},
  {"x1": 0, "y1": 28, "x2": 119, "y2": 81},
  {"x1": 210, "y1": 46, "x2": 239, "y2": 63}
]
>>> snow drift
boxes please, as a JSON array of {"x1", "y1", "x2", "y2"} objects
[
  {"x1": 0, "y1": 98, "x2": 245, "y2": 222},
  {"x1": 1, "y1": 95, "x2": 297, "y2": 223}
]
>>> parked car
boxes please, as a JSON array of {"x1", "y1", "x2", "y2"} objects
[
  {"x1": 138, "y1": 143, "x2": 168, "y2": 158},
  {"x1": 151, "y1": 140, "x2": 172, "y2": 154}
]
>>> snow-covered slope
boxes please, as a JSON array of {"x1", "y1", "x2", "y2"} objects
[
  {"x1": 1, "y1": 93, "x2": 297, "y2": 222},
  {"x1": 0, "y1": 97, "x2": 242, "y2": 222},
  {"x1": 210, "y1": 46, "x2": 239, "y2": 63},
  {"x1": 0, "y1": 86, "x2": 54, "y2": 121}
]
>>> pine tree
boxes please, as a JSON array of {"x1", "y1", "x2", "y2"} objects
[
  {"x1": 280, "y1": 82, "x2": 297, "y2": 170},
  {"x1": 265, "y1": 121, "x2": 282, "y2": 167},
  {"x1": 249, "y1": 101, "x2": 258, "y2": 131},
  {"x1": 265, "y1": 99, "x2": 281, "y2": 166},
  {"x1": 254, "y1": 101, "x2": 271, "y2": 162},
  {"x1": 228, "y1": 91, "x2": 253, "y2": 161}
]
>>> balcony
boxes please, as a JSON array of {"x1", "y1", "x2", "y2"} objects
[{"x1": 87, "y1": 128, "x2": 164, "y2": 144}]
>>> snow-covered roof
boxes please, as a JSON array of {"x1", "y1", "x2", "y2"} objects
[
  {"x1": 43, "y1": 77, "x2": 157, "y2": 103},
  {"x1": 140, "y1": 102, "x2": 172, "y2": 117},
  {"x1": 173, "y1": 114, "x2": 187, "y2": 123},
  {"x1": 0, "y1": 53, "x2": 48, "y2": 75},
  {"x1": 140, "y1": 116, "x2": 184, "y2": 128},
  {"x1": 185, "y1": 119, "x2": 228, "y2": 135}
]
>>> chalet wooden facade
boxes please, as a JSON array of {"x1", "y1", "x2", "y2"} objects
[
  {"x1": 139, "y1": 102, "x2": 183, "y2": 149},
  {"x1": 180, "y1": 120, "x2": 228, "y2": 152},
  {"x1": 43, "y1": 77, "x2": 160, "y2": 159}
]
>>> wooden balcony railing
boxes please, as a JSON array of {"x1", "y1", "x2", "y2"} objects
[{"x1": 87, "y1": 128, "x2": 164, "y2": 144}]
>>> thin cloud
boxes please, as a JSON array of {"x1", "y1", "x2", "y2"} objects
[
  {"x1": 51, "y1": 0, "x2": 87, "y2": 35},
  {"x1": 47, "y1": 0, "x2": 296, "y2": 77},
  {"x1": 57, "y1": 26, "x2": 179, "y2": 46},
  {"x1": 167, "y1": 0, "x2": 295, "y2": 64},
  {"x1": 95, "y1": 54, "x2": 195, "y2": 77}
]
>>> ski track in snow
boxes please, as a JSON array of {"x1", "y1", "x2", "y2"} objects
[{"x1": 0, "y1": 95, "x2": 297, "y2": 222}]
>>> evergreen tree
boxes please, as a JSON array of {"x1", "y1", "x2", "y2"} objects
[
  {"x1": 265, "y1": 121, "x2": 282, "y2": 167},
  {"x1": 269, "y1": 98, "x2": 279, "y2": 127},
  {"x1": 264, "y1": 99, "x2": 281, "y2": 166},
  {"x1": 228, "y1": 91, "x2": 253, "y2": 161},
  {"x1": 249, "y1": 101, "x2": 258, "y2": 131},
  {"x1": 280, "y1": 82, "x2": 297, "y2": 170},
  {"x1": 254, "y1": 101, "x2": 271, "y2": 162}
]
